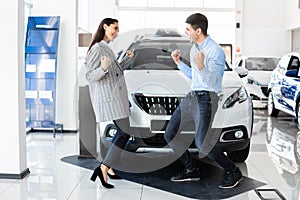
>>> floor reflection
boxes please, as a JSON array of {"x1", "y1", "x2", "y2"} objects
[
  {"x1": 252, "y1": 108, "x2": 269, "y2": 136},
  {"x1": 266, "y1": 114, "x2": 300, "y2": 200}
]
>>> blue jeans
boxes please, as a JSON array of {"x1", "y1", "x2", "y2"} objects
[
  {"x1": 102, "y1": 117, "x2": 131, "y2": 168},
  {"x1": 164, "y1": 91, "x2": 235, "y2": 172}
]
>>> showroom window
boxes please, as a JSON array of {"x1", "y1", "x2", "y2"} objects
[
  {"x1": 116, "y1": 0, "x2": 236, "y2": 48},
  {"x1": 78, "y1": 0, "x2": 89, "y2": 32},
  {"x1": 117, "y1": 0, "x2": 235, "y2": 8}
]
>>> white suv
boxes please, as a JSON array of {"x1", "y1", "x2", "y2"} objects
[{"x1": 99, "y1": 32, "x2": 253, "y2": 162}]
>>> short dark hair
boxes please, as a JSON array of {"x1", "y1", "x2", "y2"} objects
[{"x1": 185, "y1": 13, "x2": 208, "y2": 35}]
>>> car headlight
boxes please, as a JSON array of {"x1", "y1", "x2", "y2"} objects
[
  {"x1": 223, "y1": 86, "x2": 248, "y2": 109},
  {"x1": 246, "y1": 78, "x2": 261, "y2": 86}
]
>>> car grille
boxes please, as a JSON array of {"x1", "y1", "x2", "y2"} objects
[{"x1": 133, "y1": 94, "x2": 184, "y2": 115}]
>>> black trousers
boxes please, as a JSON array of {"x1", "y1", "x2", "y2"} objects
[{"x1": 102, "y1": 117, "x2": 131, "y2": 168}]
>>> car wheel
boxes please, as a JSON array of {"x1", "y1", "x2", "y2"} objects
[
  {"x1": 295, "y1": 132, "x2": 300, "y2": 165},
  {"x1": 297, "y1": 102, "x2": 300, "y2": 129},
  {"x1": 227, "y1": 142, "x2": 250, "y2": 162},
  {"x1": 268, "y1": 92, "x2": 279, "y2": 117}
]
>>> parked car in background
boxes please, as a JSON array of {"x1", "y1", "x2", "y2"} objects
[
  {"x1": 268, "y1": 52, "x2": 300, "y2": 128},
  {"x1": 99, "y1": 29, "x2": 253, "y2": 162},
  {"x1": 235, "y1": 56, "x2": 280, "y2": 108}
]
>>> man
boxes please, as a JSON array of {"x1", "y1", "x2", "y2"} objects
[{"x1": 164, "y1": 13, "x2": 243, "y2": 189}]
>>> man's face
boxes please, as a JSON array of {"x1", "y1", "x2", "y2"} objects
[{"x1": 184, "y1": 24, "x2": 199, "y2": 44}]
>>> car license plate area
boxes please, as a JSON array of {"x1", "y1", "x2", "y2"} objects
[
  {"x1": 151, "y1": 120, "x2": 169, "y2": 131},
  {"x1": 150, "y1": 120, "x2": 194, "y2": 131}
]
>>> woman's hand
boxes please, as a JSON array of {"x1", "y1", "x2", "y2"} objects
[
  {"x1": 101, "y1": 56, "x2": 111, "y2": 72},
  {"x1": 126, "y1": 50, "x2": 134, "y2": 58}
]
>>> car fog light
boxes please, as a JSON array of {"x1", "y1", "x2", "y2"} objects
[
  {"x1": 107, "y1": 127, "x2": 117, "y2": 138},
  {"x1": 234, "y1": 130, "x2": 244, "y2": 139}
]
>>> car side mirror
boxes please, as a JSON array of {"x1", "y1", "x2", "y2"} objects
[
  {"x1": 285, "y1": 69, "x2": 298, "y2": 77},
  {"x1": 116, "y1": 50, "x2": 123, "y2": 60},
  {"x1": 234, "y1": 67, "x2": 248, "y2": 78}
]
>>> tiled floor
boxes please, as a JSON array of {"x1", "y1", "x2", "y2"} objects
[{"x1": 0, "y1": 109, "x2": 299, "y2": 199}]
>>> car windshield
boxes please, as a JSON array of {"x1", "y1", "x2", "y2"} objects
[
  {"x1": 120, "y1": 40, "x2": 231, "y2": 71},
  {"x1": 245, "y1": 57, "x2": 279, "y2": 71}
]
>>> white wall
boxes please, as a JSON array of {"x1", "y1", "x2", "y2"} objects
[
  {"x1": 286, "y1": 0, "x2": 300, "y2": 30},
  {"x1": 88, "y1": 0, "x2": 116, "y2": 33},
  {"x1": 292, "y1": 30, "x2": 300, "y2": 51},
  {"x1": 0, "y1": 0, "x2": 28, "y2": 176},
  {"x1": 286, "y1": 0, "x2": 300, "y2": 52},
  {"x1": 241, "y1": 0, "x2": 287, "y2": 57},
  {"x1": 31, "y1": 0, "x2": 78, "y2": 130}
]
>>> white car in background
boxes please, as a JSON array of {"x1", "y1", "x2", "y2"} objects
[
  {"x1": 234, "y1": 56, "x2": 280, "y2": 108},
  {"x1": 267, "y1": 52, "x2": 300, "y2": 127},
  {"x1": 99, "y1": 30, "x2": 253, "y2": 162}
]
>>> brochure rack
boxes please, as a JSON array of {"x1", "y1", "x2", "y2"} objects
[{"x1": 25, "y1": 16, "x2": 63, "y2": 137}]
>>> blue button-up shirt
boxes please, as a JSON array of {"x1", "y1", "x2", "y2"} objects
[{"x1": 177, "y1": 35, "x2": 225, "y2": 94}]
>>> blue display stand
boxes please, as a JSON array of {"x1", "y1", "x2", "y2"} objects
[{"x1": 25, "y1": 16, "x2": 63, "y2": 137}]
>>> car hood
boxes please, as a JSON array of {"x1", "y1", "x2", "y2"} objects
[
  {"x1": 246, "y1": 71, "x2": 272, "y2": 85},
  {"x1": 124, "y1": 70, "x2": 243, "y2": 95},
  {"x1": 124, "y1": 70, "x2": 191, "y2": 95}
]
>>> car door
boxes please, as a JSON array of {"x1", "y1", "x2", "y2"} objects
[
  {"x1": 271, "y1": 54, "x2": 291, "y2": 112},
  {"x1": 280, "y1": 55, "x2": 300, "y2": 116}
]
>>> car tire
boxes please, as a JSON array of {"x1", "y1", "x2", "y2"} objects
[
  {"x1": 268, "y1": 92, "x2": 279, "y2": 117},
  {"x1": 227, "y1": 142, "x2": 250, "y2": 162},
  {"x1": 295, "y1": 132, "x2": 300, "y2": 165},
  {"x1": 296, "y1": 102, "x2": 300, "y2": 129}
]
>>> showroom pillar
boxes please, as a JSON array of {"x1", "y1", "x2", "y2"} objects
[
  {"x1": 235, "y1": 0, "x2": 243, "y2": 59},
  {"x1": 0, "y1": 0, "x2": 29, "y2": 178}
]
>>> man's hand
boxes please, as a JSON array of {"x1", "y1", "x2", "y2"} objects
[
  {"x1": 101, "y1": 56, "x2": 111, "y2": 72},
  {"x1": 171, "y1": 49, "x2": 181, "y2": 65},
  {"x1": 193, "y1": 51, "x2": 205, "y2": 71}
]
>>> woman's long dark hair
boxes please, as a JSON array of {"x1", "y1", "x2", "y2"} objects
[{"x1": 87, "y1": 18, "x2": 118, "y2": 52}]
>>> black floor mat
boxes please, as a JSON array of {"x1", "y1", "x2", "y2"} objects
[{"x1": 61, "y1": 155, "x2": 265, "y2": 199}]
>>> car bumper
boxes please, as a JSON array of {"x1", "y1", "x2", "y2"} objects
[
  {"x1": 99, "y1": 124, "x2": 251, "y2": 153},
  {"x1": 99, "y1": 94, "x2": 253, "y2": 153}
]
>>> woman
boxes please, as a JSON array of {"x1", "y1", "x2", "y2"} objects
[{"x1": 85, "y1": 18, "x2": 133, "y2": 189}]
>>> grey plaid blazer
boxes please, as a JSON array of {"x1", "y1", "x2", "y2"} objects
[{"x1": 85, "y1": 41, "x2": 129, "y2": 122}]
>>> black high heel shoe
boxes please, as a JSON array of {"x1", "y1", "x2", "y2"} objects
[
  {"x1": 107, "y1": 172, "x2": 122, "y2": 180},
  {"x1": 90, "y1": 166, "x2": 114, "y2": 189}
]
